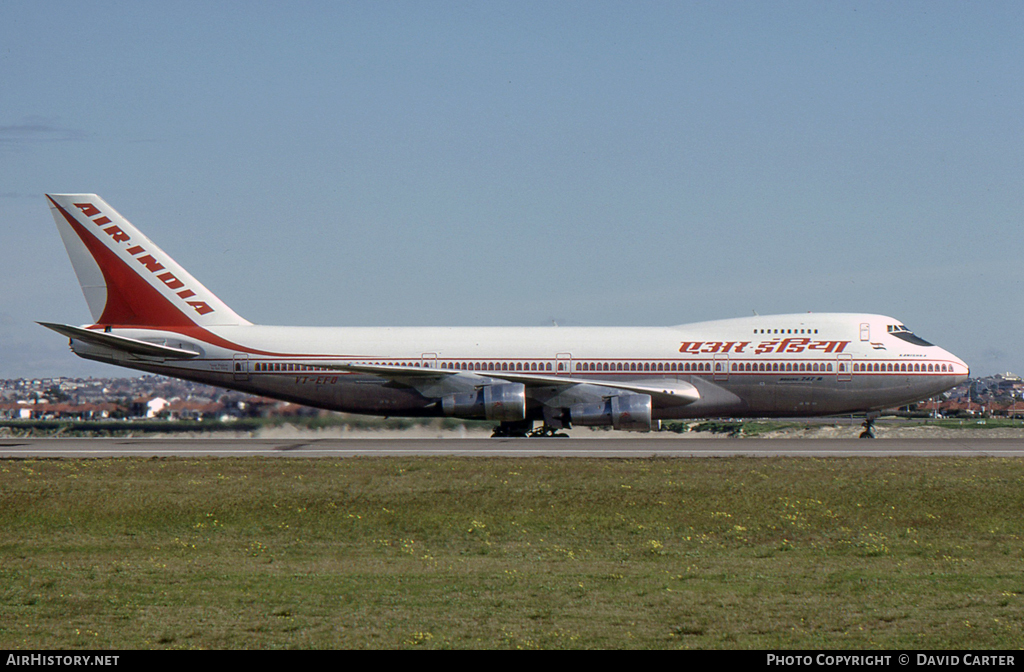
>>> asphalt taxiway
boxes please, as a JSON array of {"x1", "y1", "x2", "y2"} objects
[{"x1": 1, "y1": 437, "x2": 1023, "y2": 458}]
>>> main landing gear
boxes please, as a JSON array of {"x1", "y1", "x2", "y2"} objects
[
  {"x1": 860, "y1": 412, "x2": 880, "y2": 439},
  {"x1": 491, "y1": 420, "x2": 533, "y2": 438},
  {"x1": 527, "y1": 424, "x2": 570, "y2": 438},
  {"x1": 490, "y1": 421, "x2": 569, "y2": 438}
]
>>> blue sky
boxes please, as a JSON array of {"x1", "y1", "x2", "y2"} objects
[{"x1": 2, "y1": 1, "x2": 1022, "y2": 379}]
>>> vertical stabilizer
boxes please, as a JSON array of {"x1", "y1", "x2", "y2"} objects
[{"x1": 46, "y1": 194, "x2": 250, "y2": 328}]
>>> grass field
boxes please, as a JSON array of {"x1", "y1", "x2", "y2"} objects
[{"x1": 1, "y1": 456, "x2": 1023, "y2": 649}]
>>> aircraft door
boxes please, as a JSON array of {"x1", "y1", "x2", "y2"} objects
[
  {"x1": 555, "y1": 353, "x2": 572, "y2": 375},
  {"x1": 837, "y1": 354, "x2": 852, "y2": 382},
  {"x1": 713, "y1": 354, "x2": 729, "y2": 381},
  {"x1": 233, "y1": 353, "x2": 249, "y2": 382},
  {"x1": 859, "y1": 323, "x2": 871, "y2": 341}
]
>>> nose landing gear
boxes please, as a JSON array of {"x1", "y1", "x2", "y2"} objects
[{"x1": 860, "y1": 412, "x2": 880, "y2": 439}]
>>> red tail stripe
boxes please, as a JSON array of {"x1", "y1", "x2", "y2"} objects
[
  {"x1": 50, "y1": 197, "x2": 288, "y2": 357},
  {"x1": 52, "y1": 198, "x2": 193, "y2": 328}
]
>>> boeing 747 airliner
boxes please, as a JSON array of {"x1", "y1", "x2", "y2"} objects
[{"x1": 41, "y1": 194, "x2": 969, "y2": 437}]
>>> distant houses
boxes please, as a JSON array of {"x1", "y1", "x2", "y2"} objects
[
  {"x1": 0, "y1": 396, "x2": 319, "y2": 422},
  {"x1": 916, "y1": 399, "x2": 1024, "y2": 419},
  {"x1": 0, "y1": 400, "x2": 120, "y2": 421}
]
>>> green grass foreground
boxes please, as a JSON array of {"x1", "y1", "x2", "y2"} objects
[{"x1": 1, "y1": 457, "x2": 1023, "y2": 649}]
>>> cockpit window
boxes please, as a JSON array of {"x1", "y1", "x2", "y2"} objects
[{"x1": 887, "y1": 324, "x2": 934, "y2": 347}]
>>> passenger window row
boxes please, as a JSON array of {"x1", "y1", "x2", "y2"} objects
[
  {"x1": 733, "y1": 361, "x2": 832, "y2": 373},
  {"x1": 574, "y1": 361, "x2": 709, "y2": 372},
  {"x1": 252, "y1": 359, "x2": 952, "y2": 375},
  {"x1": 255, "y1": 362, "x2": 329, "y2": 372},
  {"x1": 442, "y1": 361, "x2": 553, "y2": 372},
  {"x1": 855, "y1": 362, "x2": 950, "y2": 373}
]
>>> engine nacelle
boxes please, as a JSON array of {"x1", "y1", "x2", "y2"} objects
[
  {"x1": 569, "y1": 393, "x2": 653, "y2": 432},
  {"x1": 442, "y1": 383, "x2": 527, "y2": 422}
]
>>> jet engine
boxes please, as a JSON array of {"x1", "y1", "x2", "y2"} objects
[
  {"x1": 569, "y1": 393, "x2": 653, "y2": 432},
  {"x1": 442, "y1": 383, "x2": 527, "y2": 422}
]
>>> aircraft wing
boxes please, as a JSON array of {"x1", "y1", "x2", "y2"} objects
[
  {"x1": 325, "y1": 362, "x2": 700, "y2": 406},
  {"x1": 37, "y1": 322, "x2": 201, "y2": 359}
]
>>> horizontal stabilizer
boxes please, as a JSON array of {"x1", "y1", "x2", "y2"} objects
[{"x1": 37, "y1": 322, "x2": 200, "y2": 359}]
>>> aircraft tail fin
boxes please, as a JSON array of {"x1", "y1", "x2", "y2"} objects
[{"x1": 46, "y1": 194, "x2": 250, "y2": 328}]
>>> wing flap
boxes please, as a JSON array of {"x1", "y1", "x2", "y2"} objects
[{"x1": 324, "y1": 362, "x2": 700, "y2": 406}]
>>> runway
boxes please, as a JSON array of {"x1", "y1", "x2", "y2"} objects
[{"x1": 2, "y1": 437, "x2": 1023, "y2": 458}]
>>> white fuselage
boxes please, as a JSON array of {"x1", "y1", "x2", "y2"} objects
[{"x1": 69, "y1": 312, "x2": 968, "y2": 421}]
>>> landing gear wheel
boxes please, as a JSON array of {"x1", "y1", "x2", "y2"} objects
[
  {"x1": 491, "y1": 420, "x2": 533, "y2": 438},
  {"x1": 859, "y1": 414, "x2": 878, "y2": 439},
  {"x1": 528, "y1": 424, "x2": 570, "y2": 438}
]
